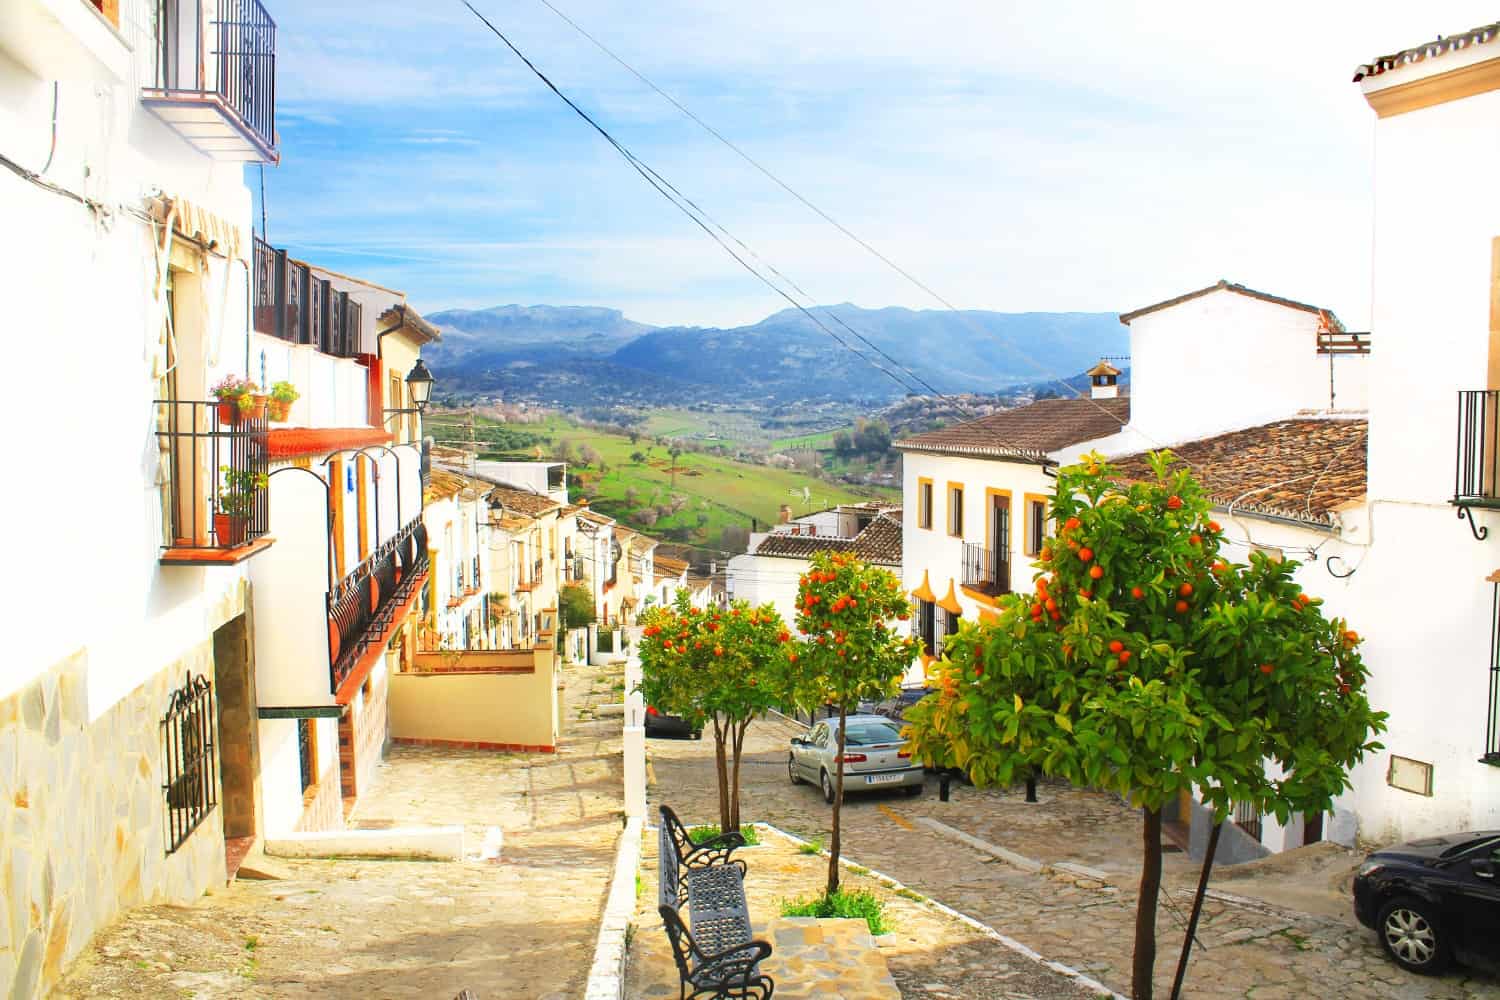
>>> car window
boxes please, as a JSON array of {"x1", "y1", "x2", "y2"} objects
[
  {"x1": 1444, "y1": 835, "x2": 1500, "y2": 860},
  {"x1": 844, "y1": 720, "x2": 903, "y2": 746}
]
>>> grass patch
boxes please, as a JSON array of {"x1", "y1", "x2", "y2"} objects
[
  {"x1": 797, "y1": 837, "x2": 825, "y2": 855},
  {"x1": 779, "y1": 888, "x2": 891, "y2": 935},
  {"x1": 687, "y1": 823, "x2": 761, "y2": 846},
  {"x1": 895, "y1": 887, "x2": 925, "y2": 902}
]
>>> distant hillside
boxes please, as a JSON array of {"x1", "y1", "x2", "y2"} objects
[{"x1": 422, "y1": 302, "x2": 1126, "y2": 407}]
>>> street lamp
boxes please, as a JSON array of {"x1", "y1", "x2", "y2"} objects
[{"x1": 405, "y1": 359, "x2": 434, "y2": 413}]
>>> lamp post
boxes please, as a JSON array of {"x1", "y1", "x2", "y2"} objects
[{"x1": 405, "y1": 359, "x2": 434, "y2": 412}]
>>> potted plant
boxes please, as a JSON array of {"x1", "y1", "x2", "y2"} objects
[
  {"x1": 210, "y1": 375, "x2": 253, "y2": 425},
  {"x1": 268, "y1": 380, "x2": 299, "y2": 422},
  {"x1": 214, "y1": 465, "x2": 268, "y2": 547}
]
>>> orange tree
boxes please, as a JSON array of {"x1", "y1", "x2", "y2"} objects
[
  {"x1": 637, "y1": 593, "x2": 792, "y2": 833},
  {"x1": 903, "y1": 453, "x2": 1384, "y2": 1000},
  {"x1": 779, "y1": 551, "x2": 919, "y2": 897}
]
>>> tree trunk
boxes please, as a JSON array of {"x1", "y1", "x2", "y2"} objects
[
  {"x1": 826, "y1": 703, "x2": 847, "y2": 898},
  {"x1": 1169, "y1": 819, "x2": 1223, "y2": 1000},
  {"x1": 728, "y1": 720, "x2": 748, "y2": 832},
  {"x1": 1133, "y1": 807, "x2": 1163, "y2": 1000},
  {"x1": 712, "y1": 716, "x2": 731, "y2": 832}
]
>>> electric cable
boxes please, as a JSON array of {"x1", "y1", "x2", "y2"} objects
[{"x1": 460, "y1": 1, "x2": 932, "y2": 399}]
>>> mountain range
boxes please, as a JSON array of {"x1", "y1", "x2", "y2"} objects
[{"x1": 422, "y1": 303, "x2": 1127, "y2": 407}]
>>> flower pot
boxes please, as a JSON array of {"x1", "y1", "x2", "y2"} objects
[
  {"x1": 267, "y1": 398, "x2": 291, "y2": 422},
  {"x1": 246, "y1": 394, "x2": 268, "y2": 421},
  {"x1": 217, "y1": 399, "x2": 242, "y2": 425},
  {"x1": 214, "y1": 512, "x2": 247, "y2": 547}
]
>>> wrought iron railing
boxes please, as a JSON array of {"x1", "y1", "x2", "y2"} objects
[
  {"x1": 152, "y1": 0, "x2": 277, "y2": 152},
  {"x1": 1486, "y1": 583, "x2": 1500, "y2": 767},
  {"x1": 161, "y1": 673, "x2": 217, "y2": 854},
  {"x1": 1455, "y1": 390, "x2": 1500, "y2": 509},
  {"x1": 156, "y1": 398, "x2": 269, "y2": 551},
  {"x1": 961, "y1": 542, "x2": 1010, "y2": 595},
  {"x1": 1233, "y1": 800, "x2": 1263, "y2": 842},
  {"x1": 252, "y1": 236, "x2": 363, "y2": 357},
  {"x1": 328, "y1": 518, "x2": 428, "y2": 692}
]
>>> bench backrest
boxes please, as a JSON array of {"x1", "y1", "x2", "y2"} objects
[
  {"x1": 659, "y1": 904, "x2": 697, "y2": 981},
  {"x1": 658, "y1": 817, "x2": 682, "y2": 910},
  {"x1": 659, "y1": 803, "x2": 693, "y2": 859}
]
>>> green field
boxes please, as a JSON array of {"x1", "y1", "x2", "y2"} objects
[
  {"x1": 766, "y1": 428, "x2": 844, "y2": 451},
  {"x1": 426, "y1": 411, "x2": 897, "y2": 554}
]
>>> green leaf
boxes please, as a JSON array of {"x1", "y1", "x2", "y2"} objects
[{"x1": 1054, "y1": 713, "x2": 1073, "y2": 734}]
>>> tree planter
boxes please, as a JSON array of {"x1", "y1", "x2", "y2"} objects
[{"x1": 214, "y1": 512, "x2": 248, "y2": 547}]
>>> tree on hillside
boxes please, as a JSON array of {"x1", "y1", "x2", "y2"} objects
[
  {"x1": 578, "y1": 443, "x2": 602, "y2": 468},
  {"x1": 832, "y1": 430, "x2": 853, "y2": 456},
  {"x1": 903, "y1": 453, "x2": 1385, "y2": 1000},
  {"x1": 669, "y1": 443, "x2": 684, "y2": 488},
  {"x1": 638, "y1": 595, "x2": 792, "y2": 832},
  {"x1": 777, "y1": 553, "x2": 917, "y2": 896},
  {"x1": 852, "y1": 418, "x2": 892, "y2": 455},
  {"x1": 628, "y1": 429, "x2": 640, "y2": 445},
  {"x1": 556, "y1": 438, "x2": 576, "y2": 464}
]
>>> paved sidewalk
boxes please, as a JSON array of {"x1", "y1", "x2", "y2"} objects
[
  {"x1": 54, "y1": 659, "x2": 625, "y2": 1000},
  {"x1": 645, "y1": 713, "x2": 1500, "y2": 1000}
]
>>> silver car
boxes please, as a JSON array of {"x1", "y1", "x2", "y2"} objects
[{"x1": 788, "y1": 714, "x2": 924, "y2": 803}]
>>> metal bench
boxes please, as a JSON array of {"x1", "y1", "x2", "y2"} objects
[
  {"x1": 657, "y1": 809, "x2": 773, "y2": 999},
  {"x1": 659, "y1": 805, "x2": 747, "y2": 881}
]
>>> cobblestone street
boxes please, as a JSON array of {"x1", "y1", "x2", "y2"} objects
[
  {"x1": 53, "y1": 659, "x2": 624, "y2": 999},
  {"x1": 645, "y1": 713, "x2": 1500, "y2": 1000}
]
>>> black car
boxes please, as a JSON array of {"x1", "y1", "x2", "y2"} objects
[
  {"x1": 1353, "y1": 829, "x2": 1500, "y2": 975},
  {"x1": 644, "y1": 705, "x2": 701, "y2": 739}
]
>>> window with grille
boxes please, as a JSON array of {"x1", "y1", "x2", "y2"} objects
[
  {"x1": 161, "y1": 673, "x2": 217, "y2": 854},
  {"x1": 1233, "y1": 800, "x2": 1263, "y2": 842},
  {"x1": 948, "y1": 486, "x2": 964, "y2": 537},
  {"x1": 1026, "y1": 499, "x2": 1046, "y2": 557},
  {"x1": 935, "y1": 606, "x2": 960, "y2": 658},
  {"x1": 916, "y1": 599, "x2": 936, "y2": 656},
  {"x1": 918, "y1": 480, "x2": 933, "y2": 529},
  {"x1": 297, "y1": 718, "x2": 315, "y2": 793}
]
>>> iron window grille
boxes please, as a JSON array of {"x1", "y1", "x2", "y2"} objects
[
  {"x1": 1486, "y1": 584, "x2": 1500, "y2": 766},
  {"x1": 1233, "y1": 800, "x2": 1263, "y2": 843},
  {"x1": 161, "y1": 673, "x2": 218, "y2": 854},
  {"x1": 297, "y1": 718, "x2": 314, "y2": 792}
]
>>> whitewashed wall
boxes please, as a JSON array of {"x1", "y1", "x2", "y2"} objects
[
  {"x1": 1125, "y1": 290, "x2": 1368, "y2": 448},
  {"x1": 249, "y1": 332, "x2": 370, "y2": 429}
]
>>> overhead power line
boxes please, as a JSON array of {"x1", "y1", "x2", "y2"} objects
[
  {"x1": 527, "y1": 0, "x2": 1150, "y2": 426},
  {"x1": 461, "y1": 1, "x2": 940, "y2": 399}
]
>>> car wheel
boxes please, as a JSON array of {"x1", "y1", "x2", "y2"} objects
[
  {"x1": 1377, "y1": 896, "x2": 1450, "y2": 974},
  {"x1": 788, "y1": 754, "x2": 801, "y2": 785},
  {"x1": 820, "y1": 769, "x2": 837, "y2": 804}
]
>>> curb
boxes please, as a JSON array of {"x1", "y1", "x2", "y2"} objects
[
  {"x1": 755, "y1": 822, "x2": 1124, "y2": 1000},
  {"x1": 582, "y1": 816, "x2": 643, "y2": 1000}
]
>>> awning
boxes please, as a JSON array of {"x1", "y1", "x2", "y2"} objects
[{"x1": 910, "y1": 569, "x2": 936, "y2": 604}]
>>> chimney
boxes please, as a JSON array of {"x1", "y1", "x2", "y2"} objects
[
  {"x1": 779, "y1": 503, "x2": 793, "y2": 523},
  {"x1": 1086, "y1": 359, "x2": 1121, "y2": 400}
]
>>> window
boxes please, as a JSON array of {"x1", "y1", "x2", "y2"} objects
[
  {"x1": 1026, "y1": 498, "x2": 1047, "y2": 557},
  {"x1": 916, "y1": 599, "x2": 936, "y2": 656},
  {"x1": 297, "y1": 718, "x2": 316, "y2": 794},
  {"x1": 917, "y1": 479, "x2": 933, "y2": 529},
  {"x1": 162, "y1": 673, "x2": 217, "y2": 854},
  {"x1": 947, "y1": 484, "x2": 964, "y2": 537},
  {"x1": 935, "y1": 606, "x2": 960, "y2": 658}
]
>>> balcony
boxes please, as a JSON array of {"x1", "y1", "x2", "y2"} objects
[
  {"x1": 1454, "y1": 390, "x2": 1500, "y2": 538},
  {"x1": 960, "y1": 542, "x2": 1010, "y2": 598},
  {"x1": 140, "y1": 0, "x2": 278, "y2": 162},
  {"x1": 253, "y1": 238, "x2": 364, "y2": 357},
  {"x1": 156, "y1": 398, "x2": 273, "y2": 564},
  {"x1": 328, "y1": 518, "x2": 428, "y2": 693}
]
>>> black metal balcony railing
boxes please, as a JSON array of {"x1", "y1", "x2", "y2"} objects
[
  {"x1": 328, "y1": 518, "x2": 428, "y2": 693},
  {"x1": 252, "y1": 237, "x2": 363, "y2": 357},
  {"x1": 156, "y1": 399, "x2": 269, "y2": 553},
  {"x1": 534, "y1": 556, "x2": 544, "y2": 581},
  {"x1": 149, "y1": 0, "x2": 277, "y2": 156},
  {"x1": 961, "y1": 542, "x2": 1010, "y2": 597},
  {"x1": 1455, "y1": 390, "x2": 1500, "y2": 509}
]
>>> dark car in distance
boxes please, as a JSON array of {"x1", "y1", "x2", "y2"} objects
[
  {"x1": 1352, "y1": 829, "x2": 1500, "y2": 975},
  {"x1": 644, "y1": 705, "x2": 701, "y2": 740}
]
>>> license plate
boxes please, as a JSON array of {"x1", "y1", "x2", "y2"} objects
[{"x1": 865, "y1": 773, "x2": 903, "y2": 785}]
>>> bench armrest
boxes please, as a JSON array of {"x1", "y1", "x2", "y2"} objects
[{"x1": 697, "y1": 939, "x2": 772, "y2": 981}]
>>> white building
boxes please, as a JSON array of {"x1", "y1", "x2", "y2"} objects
[{"x1": 727, "y1": 503, "x2": 904, "y2": 663}]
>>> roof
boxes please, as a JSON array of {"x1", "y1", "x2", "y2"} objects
[
  {"x1": 751, "y1": 512, "x2": 902, "y2": 567},
  {"x1": 486, "y1": 483, "x2": 560, "y2": 517},
  {"x1": 1110, "y1": 418, "x2": 1368, "y2": 528},
  {"x1": 425, "y1": 468, "x2": 471, "y2": 503},
  {"x1": 628, "y1": 534, "x2": 658, "y2": 553},
  {"x1": 376, "y1": 303, "x2": 442, "y2": 343},
  {"x1": 654, "y1": 555, "x2": 690, "y2": 577},
  {"x1": 1353, "y1": 22, "x2": 1500, "y2": 82},
  {"x1": 576, "y1": 508, "x2": 614, "y2": 527},
  {"x1": 1086, "y1": 360, "x2": 1121, "y2": 378},
  {"x1": 492, "y1": 515, "x2": 532, "y2": 532},
  {"x1": 1117, "y1": 280, "x2": 1345, "y2": 331},
  {"x1": 895, "y1": 397, "x2": 1130, "y2": 460}
]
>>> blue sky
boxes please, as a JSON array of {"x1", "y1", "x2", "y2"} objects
[{"x1": 256, "y1": 1, "x2": 1496, "y2": 328}]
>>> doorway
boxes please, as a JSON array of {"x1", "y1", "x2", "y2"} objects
[
  {"x1": 989, "y1": 494, "x2": 1011, "y2": 595},
  {"x1": 213, "y1": 615, "x2": 260, "y2": 877}
]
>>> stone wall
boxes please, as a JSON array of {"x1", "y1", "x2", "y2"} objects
[
  {"x1": 353, "y1": 664, "x2": 388, "y2": 797},
  {"x1": 295, "y1": 761, "x2": 344, "y2": 833},
  {"x1": 0, "y1": 647, "x2": 226, "y2": 999}
]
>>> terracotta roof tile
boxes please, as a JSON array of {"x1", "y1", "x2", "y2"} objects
[
  {"x1": 425, "y1": 468, "x2": 470, "y2": 503},
  {"x1": 654, "y1": 555, "x2": 690, "y2": 577},
  {"x1": 1354, "y1": 22, "x2": 1500, "y2": 82},
  {"x1": 896, "y1": 397, "x2": 1130, "y2": 459},
  {"x1": 1110, "y1": 419, "x2": 1368, "y2": 527},
  {"x1": 752, "y1": 513, "x2": 901, "y2": 566},
  {"x1": 486, "y1": 484, "x2": 560, "y2": 516}
]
